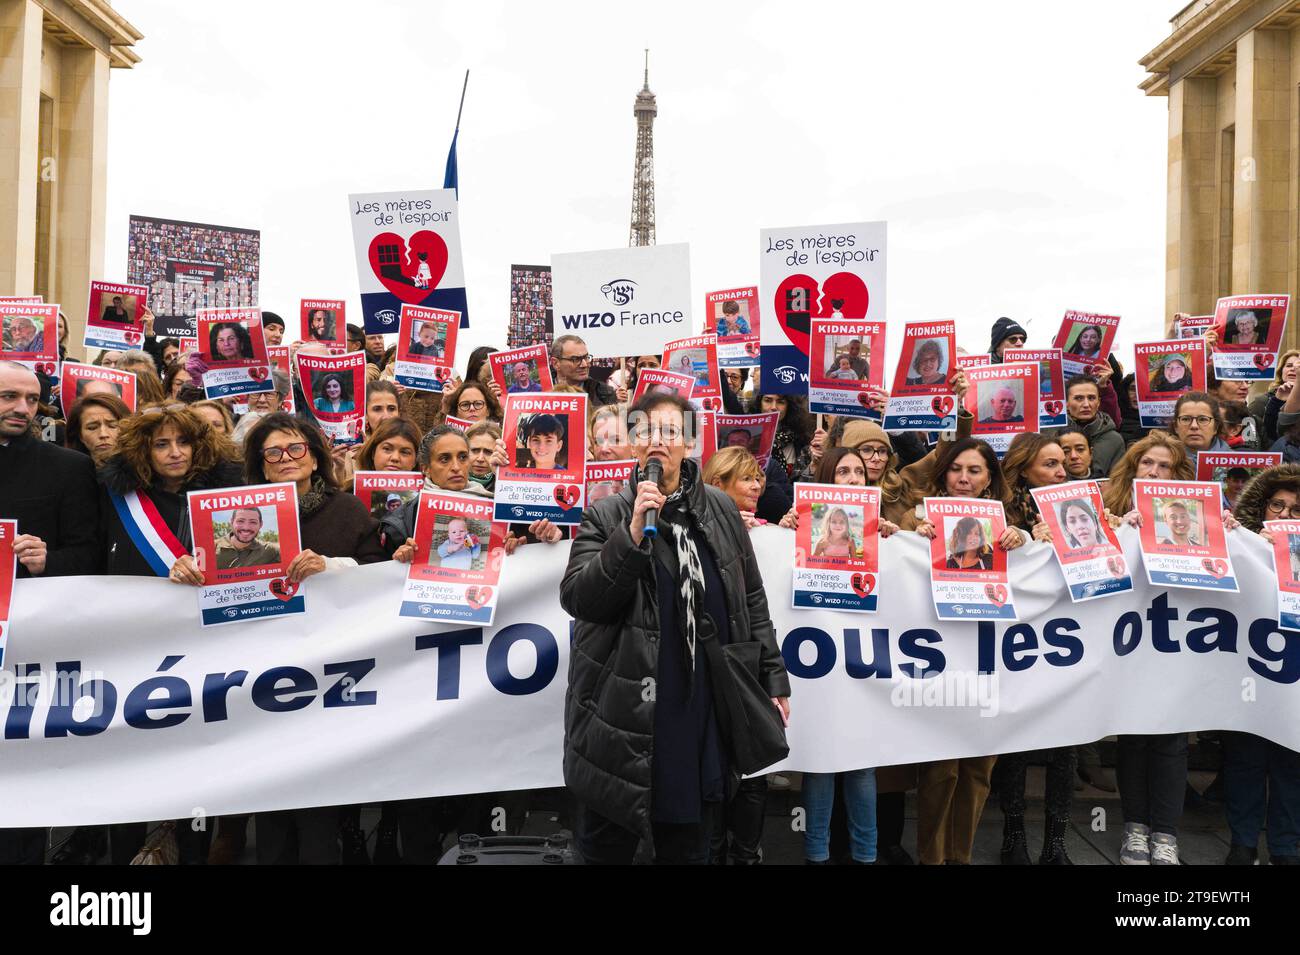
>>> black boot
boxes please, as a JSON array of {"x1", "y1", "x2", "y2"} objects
[
  {"x1": 1039, "y1": 813, "x2": 1074, "y2": 865},
  {"x1": 339, "y1": 815, "x2": 371, "y2": 865},
  {"x1": 1000, "y1": 813, "x2": 1031, "y2": 865},
  {"x1": 372, "y1": 817, "x2": 402, "y2": 865}
]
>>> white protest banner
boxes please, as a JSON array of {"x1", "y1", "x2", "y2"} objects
[
  {"x1": 551, "y1": 243, "x2": 692, "y2": 358},
  {"x1": 0, "y1": 520, "x2": 13, "y2": 668},
  {"x1": 5, "y1": 529, "x2": 1300, "y2": 825},
  {"x1": 349, "y1": 188, "x2": 467, "y2": 334},
  {"x1": 758, "y1": 220, "x2": 886, "y2": 394}
]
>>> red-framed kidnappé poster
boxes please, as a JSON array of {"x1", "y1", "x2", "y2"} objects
[
  {"x1": 925, "y1": 496, "x2": 1016, "y2": 620},
  {"x1": 394, "y1": 304, "x2": 459, "y2": 392},
  {"x1": 195, "y1": 306, "x2": 273, "y2": 399},
  {"x1": 495, "y1": 393, "x2": 588, "y2": 525},
  {"x1": 299, "y1": 298, "x2": 347, "y2": 352},
  {"x1": 59, "y1": 364, "x2": 137, "y2": 413},
  {"x1": 791, "y1": 483, "x2": 881, "y2": 613},
  {"x1": 188, "y1": 483, "x2": 304, "y2": 626},
  {"x1": 662, "y1": 333, "x2": 722, "y2": 411},
  {"x1": 1133, "y1": 479, "x2": 1237, "y2": 592},
  {"x1": 84, "y1": 281, "x2": 149, "y2": 352},
  {"x1": 704, "y1": 286, "x2": 760, "y2": 369},
  {"x1": 1054, "y1": 310, "x2": 1120, "y2": 378},
  {"x1": 1211, "y1": 294, "x2": 1289, "y2": 380},
  {"x1": 400, "y1": 489, "x2": 508, "y2": 625}
]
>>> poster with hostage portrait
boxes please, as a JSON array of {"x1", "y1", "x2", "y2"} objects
[
  {"x1": 84, "y1": 281, "x2": 149, "y2": 352},
  {"x1": 1030, "y1": 481, "x2": 1133, "y2": 603},
  {"x1": 704, "y1": 286, "x2": 760, "y2": 369},
  {"x1": 0, "y1": 302, "x2": 59, "y2": 374},
  {"x1": 1053, "y1": 310, "x2": 1120, "y2": 378},
  {"x1": 964, "y1": 361, "x2": 1039, "y2": 456},
  {"x1": 792, "y1": 484, "x2": 881, "y2": 613},
  {"x1": 187, "y1": 483, "x2": 304, "y2": 626},
  {"x1": 489, "y1": 344, "x2": 553, "y2": 398},
  {"x1": 394, "y1": 304, "x2": 459, "y2": 392},
  {"x1": 807, "y1": 318, "x2": 886, "y2": 420},
  {"x1": 494, "y1": 393, "x2": 588, "y2": 525},
  {"x1": 296, "y1": 351, "x2": 367, "y2": 446},
  {"x1": 1003, "y1": 347, "x2": 1066, "y2": 430},
  {"x1": 353, "y1": 471, "x2": 423, "y2": 521},
  {"x1": 1265, "y1": 519, "x2": 1300, "y2": 630},
  {"x1": 883, "y1": 321, "x2": 957, "y2": 432},
  {"x1": 0, "y1": 519, "x2": 14, "y2": 668},
  {"x1": 195, "y1": 306, "x2": 273, "y2": 399},
  {"x1": 662, "y1": 333, "x2": 722, "y2": 411},
  {"x1": 1176, "y1": 314, "x2": 1214, "y2": 339},
  {"x1": 400, "y1": 491, "x2": 508, "y2": 625},
  {"x1": 59, "y1": 364, "x2": 137, "y2": 414},
  {"x1": 1211, "y1": 294, "x2": 1290, "y2": 380},
  {"x1": 631, "y1": 367, "x2": 695, "y2": 405},
  {"x1": 1133, "y1": 479, "x2": 1238, "y2": 592},
  {"x1": 715, "y1": 411, "x2": 779, "y2": 468},
  {"x1": 299, "y1": 299, "x2": 347, "y2": 353},
  {"x1": 1134, "y1": 339, "x2": 1207, "y2": 428},
  {"x1": 1195, "y1": 451, "x2": 1281, "y2": 509},
  {"x1": 925, "y1": 497, "x2": 1017, "y2": 621},
  {"x1": 585, "y1": 459, "x2": 636, "y2": 506}
]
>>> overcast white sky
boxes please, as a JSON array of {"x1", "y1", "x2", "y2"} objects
[{"x1": 105, "y1": 0, "x2": 1177, "y2": 367}]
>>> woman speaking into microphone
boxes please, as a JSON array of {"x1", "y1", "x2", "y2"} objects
[{"x1": 560, "y1": 392, "x2": 790, "y2": 865}]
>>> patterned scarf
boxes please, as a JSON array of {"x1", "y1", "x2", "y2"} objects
[{"x1": 653, "y1": 460, "x2": 707, "y2": 677}]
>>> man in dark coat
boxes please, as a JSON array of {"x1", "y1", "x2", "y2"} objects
[
  {"x1": 0, "y1": 361, "x2": 101, "y2": 865},
  {"x1": 561, "y1": 391, "x2": 789, "y2": 864}
]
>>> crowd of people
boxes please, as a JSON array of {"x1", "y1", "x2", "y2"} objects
[{"x1": 2, "y1": 308, "x2": 1298, "y2": 867}]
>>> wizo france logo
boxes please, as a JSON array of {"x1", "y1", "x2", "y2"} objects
[
  {"x1": 600, "y1": 279, "x2": 636, "y2": 306},
  {"x1": 374, "y1": 308, "x2": 398, "y2": 328},
  {"x1": 773, "y1": 365, "x2": 799, "y2": 385}
]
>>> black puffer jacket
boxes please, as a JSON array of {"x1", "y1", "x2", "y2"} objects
[
  {"x1": 560, "y1": 458, "x2": 789, "y2": 837},
  {"x1": 1232, "y1": 462, "x2": 1300, "y2": 532}
]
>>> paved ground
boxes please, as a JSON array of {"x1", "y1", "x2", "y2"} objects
[{"x1": 47, "y1": 766, "x2": 1252, "y2": 865}]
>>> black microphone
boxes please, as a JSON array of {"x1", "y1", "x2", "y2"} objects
[{"x1": 643, "y1": 458, "x2": 663, "y2": 538}]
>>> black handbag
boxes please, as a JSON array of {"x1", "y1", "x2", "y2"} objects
[{"x1": 699, "y1": 613, "x2": 789, "y2": 776}]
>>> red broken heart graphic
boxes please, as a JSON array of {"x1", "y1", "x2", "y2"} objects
[
  {"x1": 772, "y1": 272, "x2": 869, "y2": 356},
  {"x1": 984, "y1": 583, "x2": 1008, "y2": 607},
  {"x1": 268, "y1": 577, "x2": 299, "y2": 601},
  {"x1": 931, "y1": 395, "x2": 954, "y2": 417},
  {"x1": 701, "y1": 396, "x2": 721, "y2": 412},
  {"x1": 553, "y1": 484, "x2": 580, "y2": 510},
  {"x1": 744, "y1": 342, "x2": 760, "y2": 357},
  {"x1": 434, "y1": 366, "x2": 453, "y2": 382},
  {"x1": 1201, "y1": 558, "x2": 1228, "y2": 578},
  {"x1": 1254, "y1": 353, "x2": 1270, "y2": 370},
  {"x1": 36, "y1": 362, "x2": 55, "y2": 376},
  {"x1": 1044, "y1": 400, "x2": 1063, "y2": 416},
  {"x1": 368, "y1": 231, "x2": 449, "y2": 304},
  {"x1": 465, "y1": 586, "x2": 492, "y2": 610},
  {"x1": 850, "y1": 573, "x2": 875, "y2": 598},
  {"x1": 856, "y1": 391, "x2": 873, "y2": 408},
  {"x1": 248, "y1": 366, "x2": 268, "y2": 381},
  {"x1": 123, "y1": 330, "x2": 141, "y2": 345},
  {"x1": 1106, "y1": 555, "x2": 1127, "y2": 578}
]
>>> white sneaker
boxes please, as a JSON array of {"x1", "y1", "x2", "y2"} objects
[
  {"x1": 1151, "y1": 832, "x2": 1180, "y2": 865},
  {"x1": 1120, "y1": 822, "x2": 1151, "y2": 865}
]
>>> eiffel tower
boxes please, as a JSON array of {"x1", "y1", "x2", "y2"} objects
[{"x1": 628, "y1": 50, "x2": 656, "y2": 247}]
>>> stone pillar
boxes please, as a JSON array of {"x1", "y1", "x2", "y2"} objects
[
  {"x1": 0, "y1": 0, "x2": 42, "y2": 297},
  {"x1": 1232, "y1": 28, "x2": 1291, "y2": 297},
  {"x1": 1166, "y1": 75, "x2": 1219, "y2": 323},
  {"x1": 54, "y1": 44, "x2": 109, "y2": 346}
]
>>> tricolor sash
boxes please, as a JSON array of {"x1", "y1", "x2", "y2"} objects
[{"x1": 109, "y1": 489, "x2": 188, "y2": 578}]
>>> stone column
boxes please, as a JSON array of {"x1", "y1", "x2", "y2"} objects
[
  {"x1": 0, "y1": 0, "x2": 42, "y2": 297},
  {"x1": 1232, "y1": 28, "x2": 1291, "y2": 297},
  {"x1": 1166, "y1": 74, "x2": 1219, "y2": 324},
  {"x1": 54, "y1": 43, "x2": 109, "y2": 346}
]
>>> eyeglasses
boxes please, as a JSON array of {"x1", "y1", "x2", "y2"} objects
[
  {"x1": 1267, "y1": 500, "x2": 1300, "y2": 518},
  {"x1": 458, "y1": 400, "x2": 487, "y2": 411},
  {"x1": 855, "y1": 445, "x2": 891, "y2": 460},
  {"x1": 262, "y1": 442, "x2": 309, "y2": 463},
  {"x1": 631, "y1": 424, "x2": 683, "y2": 442},
  {"x1": 560, "y1": 354, "x2": 592, "y2": 365},
  {"x1": 1176, "y1": 415, "x2": 1214, "y2": 427}
]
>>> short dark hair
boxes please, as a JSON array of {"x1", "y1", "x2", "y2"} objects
[
  {"x1": 1064, "y1": 374, "x2": 1100, "y2": 397},
  {"x1": 418, "y1": 424, "x2": 469, "y2": 468},
  {"x1": 1055, "y1": 424, "x2": 1091, "y2": 446},
  {"x1": 243, "y1": 412, "x2": 336, "y2": 488},
  {"x1": 1171, "y1": 390, "x2": 1223, "y2": 438}
]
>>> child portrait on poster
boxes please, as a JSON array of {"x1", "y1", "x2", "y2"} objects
[
  {"x1": 811, "y1": 505, "x2": 862, "y2": 560},
  {"x1": 516, "y1": 413, "x2": 567, "y2": 470},
  {"x1": 433, "y1": 514, "x2": 485, "y2": 571}
]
